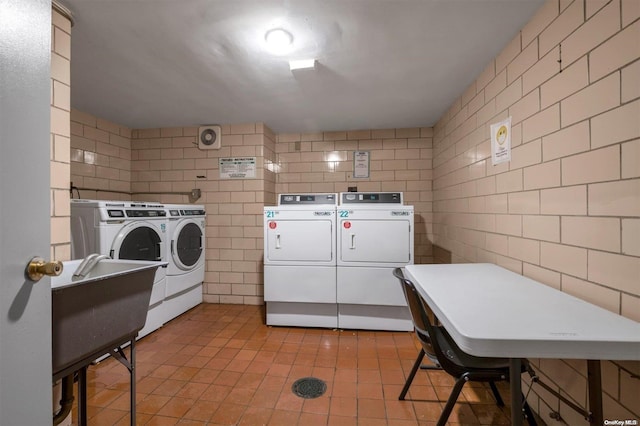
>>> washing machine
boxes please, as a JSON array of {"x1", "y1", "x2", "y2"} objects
[
  {"x1": 337, "y1": 192, "x2": 413, "y2": 331},
  {"x1": 70, "y1": 199, "x2": 168, "y2": 338},
  {"x1": 264, "y1": 193, "x2": 338, "y2": 327},
  {"x1": 163, "y1": 204, "x2": 206, "y2": 323}
]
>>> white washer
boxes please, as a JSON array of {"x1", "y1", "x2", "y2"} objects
[
  {"x1": 70, "y1": 199, "x2": 168, "y2": 338},
  {"x1": 337, "y1": 192, "x2": 413, "y2": 331},
  {"x1": 264, "y1": 193, "x2": 338, "y2": 328},
  {"x1": 163, "y1": 204, "x2": 206, "y2": 323}
]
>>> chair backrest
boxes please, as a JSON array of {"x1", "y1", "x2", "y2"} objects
[
  {"x1": 395, "y1": 267, "x2": 475, "y2": 375},
  {"x1": 394, "y1": 268, "x2": 519, "y2": 383},
  {"x1": 393, "y1": 268, "x2": 439, "y2": 361}
]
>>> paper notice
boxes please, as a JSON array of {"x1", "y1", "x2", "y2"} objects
[
  {"x1": 490, "y1": 117, "x2": 512, "y2": 165},
  {"x1": 219, "y1": 157, "x2": 256, "y2": 179}
]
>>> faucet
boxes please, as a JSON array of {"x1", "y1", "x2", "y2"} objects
[{"x1": 73, "y1": 253, "x2": 111, "y2": 279}]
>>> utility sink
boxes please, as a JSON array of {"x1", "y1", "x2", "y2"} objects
[{"x1": 51, "y1": 259, "x2": 167, "y2": 379}]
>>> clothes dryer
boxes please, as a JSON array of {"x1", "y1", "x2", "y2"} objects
[
  {"x1": 337, "y1": 192, "x2": 413, "y2": 331},
  {"x1": 264, "y1": 193, "x2": 338, "y2": 327},
  {"x1": 70, "y1": 199, "x2": 168, "y2": 338},
  {"x1": 163, "y1": 204, "x2": 206, "y2": 323}
]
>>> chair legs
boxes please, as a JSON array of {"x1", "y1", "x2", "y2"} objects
[
  {"x1": 399, "y1": 348, "x2": 442, "y2": 400},
  {"x1": 399, "y1": 349, "x2": 425, "y2": 400},
  {"x1": 437, "y1": 373, "x2": 468, "y2": 426},
  {"x1": 489, "y1": 381, "x2": 505, "y2": 406},
  {"x1": 400, "y1": 351, "x2": 534, "y2": 425},
  {"x1": 435, "y1": 378, "x2": 537, "y2": 426}
]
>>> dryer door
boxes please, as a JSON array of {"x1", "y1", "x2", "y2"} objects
[
  {"x1": 171, "y1": 219, "x2": 204, "y2": 271},
  {"x1": 266, "y1": 219, "x2": 333, "y2": 262},
  {"x1": 339, "y1": 219, "x2": 410, "y2": 263},
  {"x1": 111, "y1": 221, "x2": 164, "y2": 261}
]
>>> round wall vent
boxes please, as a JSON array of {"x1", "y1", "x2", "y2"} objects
[{"x1": 198, "y1": 125, "x2": 221, "y2": 150}]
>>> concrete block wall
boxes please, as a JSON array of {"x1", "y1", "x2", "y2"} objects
[
  {"x1": 432, "y1": 0, "x2": 639, "y2": 421},
  {"x1": 275, "y1": 129, "x2": 434, "y2": 264},
  {"x1": 264, "y1": 127, "x2": 277, "y2": 207},
  {"x1": 63, "y1": 1, "x2": 639, "y2": 417},
  {"x1": 50, "y1": 8, "x2": 71, "y2": 261},
  {"x1": 131, "y1": 123, "x2": 274, "y2": 305},
  {"x1": 70, "y1": 109, "x2": 132, "y2": 201},
  {"x1": 71, "y1": 119, "x2": 432, "y2": 300}
]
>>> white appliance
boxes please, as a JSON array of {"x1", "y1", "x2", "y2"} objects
[
  {"x1": 163, "y1": 204, "x2": 206, "y2": 323},
  {"x1": 337, "y1": 192, "x2": 413, "y2": 331},
  {"x1": 264, "y1": 193, "x2": 338, "y2": 327},
  {"x1": 70, "y1": 199, "x2": 168, "y2": 338}
]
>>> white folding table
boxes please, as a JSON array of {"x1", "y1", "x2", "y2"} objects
[{"x1": 404, "y1": 263, "x2": 640, "y2": 426}]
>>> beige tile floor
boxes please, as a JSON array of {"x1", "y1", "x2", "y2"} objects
[{"x1": 68, "y1": 303, "x2": 526, "y2": 425}]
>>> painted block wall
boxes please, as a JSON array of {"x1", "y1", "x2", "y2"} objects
[
  {"x1": 50, "y1": 9, "x2": 71, "y2": 261},
  {"x1": 432, "y1": 0, "x2": 639, "y2": 422},
  {"x1": 130, "y1": 124, "x2": 276, "y2": 305},
  {"x1": 62, "y1": 0, "x2": 639, "y2": 419},
  {"x1": 70, "y1": 117, "x2": 433, "y2": 299},
  {"x1": 70, "y1": 109, "x2": 133, "y2": 201},
  {"x1": 275, "y1": 129, "x2": 434, "y2": 264}
]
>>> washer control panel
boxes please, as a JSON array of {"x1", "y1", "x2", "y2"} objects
[
  {"x1": 168, "y1": 209, "x2": 206, "y2": 217},
  {"x1": 125, "y1": 209, "x2": 167, "y2": 217}
]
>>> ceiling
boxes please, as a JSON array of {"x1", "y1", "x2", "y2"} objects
[{"x1": 64, "y1": 0, "x2": 544, "y2": 134}]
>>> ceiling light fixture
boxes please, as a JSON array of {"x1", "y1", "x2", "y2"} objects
[
  {"x1": 289, "y1": 59, "x2": 316, "y2": 71},
  {"x1": 264, "y1": 27, "x2": 293, "y2": 55}
]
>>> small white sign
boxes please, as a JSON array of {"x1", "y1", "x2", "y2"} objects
[
  {"x1": 490, "y1": 117, "x2": 512, "y2": 165},
  {"x1": 353, "y1": 151, "x2": 370, "y2": 178},
  {"x1": 219, "y1": 157, "x2": 256, "y2": 179}
]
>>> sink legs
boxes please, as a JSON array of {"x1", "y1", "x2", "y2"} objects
[
  {"x1": 109, "y1": 338, "x2": 137, "y2": 426},
  {"x1": 130, "y1": 339, "x2": 136, "y2": 426},
  {"x1": 78, "y1": 367, "x2": 88, "y2": 426},
  {"x1": 72, "y1": 336, "x2": 138, "y2": 426}
]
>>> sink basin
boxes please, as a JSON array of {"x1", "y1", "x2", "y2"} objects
[
  {"x1": 51, "y1": 259, "x2": 167, "y2": 379},
  {"x1": 52, "y1": 259, "x2": 165, "y2": 289}
]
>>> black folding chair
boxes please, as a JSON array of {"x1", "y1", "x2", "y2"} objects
[{"x1": 393, "y1": 268, "x2": 537, "y2": 426}]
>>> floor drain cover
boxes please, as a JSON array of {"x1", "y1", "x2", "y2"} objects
[{"x1": 292, "y1": 377, "x2": 327, "y2": 399}]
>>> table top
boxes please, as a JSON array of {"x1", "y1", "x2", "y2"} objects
[{"x1": 404, "y1": 263, "x2": 640, "y2": 360}]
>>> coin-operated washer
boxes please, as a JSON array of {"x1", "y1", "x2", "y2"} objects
[
  {"x1": 263, "y1": 194, "x2": 338, "y2": 327},
  {"x1": 337, "y1": 192, "x2": 413, "y2": 331}
]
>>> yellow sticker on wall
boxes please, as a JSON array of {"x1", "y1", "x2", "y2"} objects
[{"x1": 490, "y1": 117, "x2": 512, "y2": 165}]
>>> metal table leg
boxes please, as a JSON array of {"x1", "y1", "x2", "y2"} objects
[
  {"x1": 587, "y1": 360, "x2": 603, "y2": 426},
  {"x1": 510, "y1": 358, "x2": 523, "y2": 426}
]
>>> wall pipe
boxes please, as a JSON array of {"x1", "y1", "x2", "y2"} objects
[{"x1": 73, "y1": 187, "x2": 202, "y2": 202}]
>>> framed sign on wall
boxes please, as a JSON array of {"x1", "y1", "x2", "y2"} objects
[
  {"x1": 353, "y1": 151, "x2": 370, "y2": 178},
  {"x1": 219, "y1": 157, "x2": 257, "y2": 179}
]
